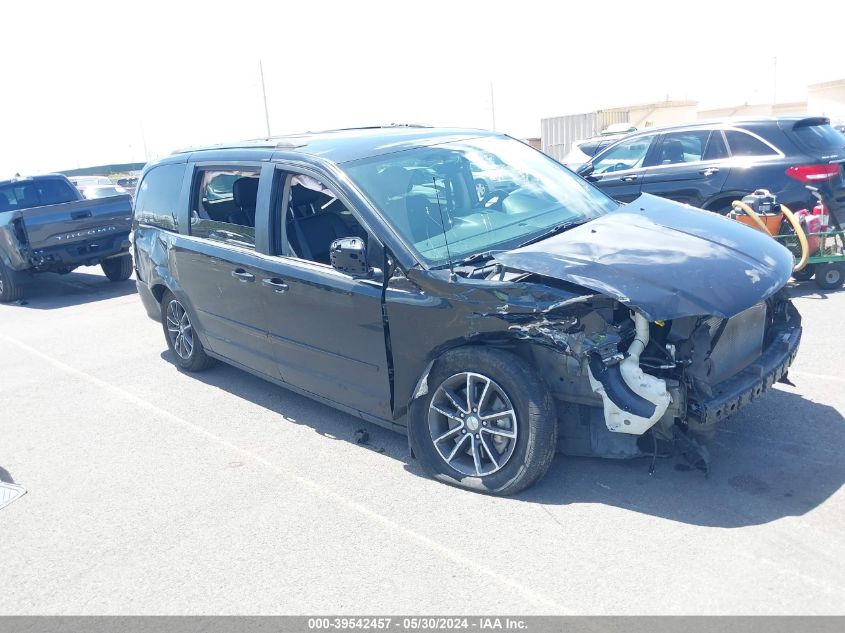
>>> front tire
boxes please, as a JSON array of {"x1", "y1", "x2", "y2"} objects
[
  {"x1": 409, "y1": 347, "x2": 557, "y2": 495},
  {"x1": 160, "y1": 290, "x2": 214, "y2": 371},
  {"x1": 0, "y1": 261, "x2": 24, "y2": 303},
  {"x1": 815, "y1": 263, "x2": 844, "y2": 290},
  {"x1": 101, "y1": 255, "x2": 133, "y2": 282}
]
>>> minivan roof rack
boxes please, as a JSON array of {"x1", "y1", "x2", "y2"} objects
[{"x1": 171, "y1": 124, "x2": 432, "y2": 155}]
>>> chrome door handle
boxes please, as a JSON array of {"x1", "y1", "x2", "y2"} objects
[
  {"x1": 231, "y1": 269, "x2": 254, "y2": 282},
  {"x1": 262, "y1": 278, "x2": 288, "y2": 293},
  {"x1": 621, "y1": 175, "x2": 638, "y2": 182},
  {"x1": 700, "y1": 167, "x2": 719, "y2": 176}
]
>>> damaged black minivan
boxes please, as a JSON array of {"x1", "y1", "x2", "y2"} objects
[{"x1": 132, "y1": 127, "x2": 801, "y2": 494}]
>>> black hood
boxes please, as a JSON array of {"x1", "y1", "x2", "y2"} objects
[{"x1": 494, "y1": 194, "x2": 794, "y2": 321}]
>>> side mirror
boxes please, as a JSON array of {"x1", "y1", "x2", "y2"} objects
[
  {"x1": 576, "y1": 163, "x2": 594, "y2": 177},
  {"x1": 330, "y1": 237, "x2": 370, "y2": 277}
]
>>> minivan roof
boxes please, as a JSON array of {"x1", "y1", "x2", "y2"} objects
[{"x1": 165, "y1": 125, "x2": 501, "y2": 165}]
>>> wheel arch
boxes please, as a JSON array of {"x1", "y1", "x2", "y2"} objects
[
  {"x1": 407, "y1": 335, "x2": 546, "y2": 410},
  {"x1": 702, "y1": 191, "x2": 751, "y2": 213}
]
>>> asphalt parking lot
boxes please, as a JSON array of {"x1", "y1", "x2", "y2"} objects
[{"x1": 1, "y1": 268, "x2": 844, "y2": 615}]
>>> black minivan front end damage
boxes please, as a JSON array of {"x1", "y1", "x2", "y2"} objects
[
  {"x1": 133, "y1": 128, "x2": 804, "y2": 494},
  {"x1": 398, "y1": 194, "x2": 802, "y2": 465}
]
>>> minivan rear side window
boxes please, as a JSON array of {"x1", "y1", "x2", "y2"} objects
[
  {"x1": 724, "y1": 130, "x2": 779, "y2": 157},
  {"x1": 190, "y1": 167, "x2": 259, "y2": 249},
  {"x1": 134, "y1": 164, "x2": 185, "y2": 231}
]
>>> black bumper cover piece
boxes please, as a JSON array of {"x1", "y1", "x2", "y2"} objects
[
  {"x1": 29, "y1": 232, "x2": 131, "y2": 269},
  {"x1": 688, "y1": 324, "x2": 802, "y2": 427}
]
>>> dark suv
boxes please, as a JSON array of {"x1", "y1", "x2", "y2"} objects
[
  {"x1": 133, "y1": 127, "x2": 801, "y2": 494},
  {"x1": 577, "y1": 116, "x2": 845, "y2": 222}
]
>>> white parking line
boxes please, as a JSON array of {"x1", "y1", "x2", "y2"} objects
[
  {"x1": 0, "y1": 333, "x2": 566, "y2": 612},
  {"x1": 790, "y1": 370, "x2": 845, "y2": 384}
]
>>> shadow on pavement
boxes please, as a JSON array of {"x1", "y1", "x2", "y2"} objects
[
  {"x1": 7, "y1": 268, "x2": 137, "y2": 309},
  {"x1": 163, "y1": 349, "x2": 844, "y2": 528},
  {"x1": 0, "y1": 465, "x2": 16, "y2": 484},
  {"x1": 160, "y1": 350, "x2": 411, "y2": 462},
  {"x1": 787, "y1": 279, "x2": 843, "y2": 300},
  {"x1": 522, "y1": 385, "x2": 845, "y2": 527}
]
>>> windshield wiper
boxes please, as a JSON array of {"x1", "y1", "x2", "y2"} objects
[
  {"x1": 458, "y1": 250, "x2": 499, "y2": 266},
  {"x1": 516, "y1": 219, "x2": 587, "y2": 248}
]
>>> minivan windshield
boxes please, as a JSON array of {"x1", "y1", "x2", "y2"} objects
[{"x1": 344, "y1": 135, "x2": 618, "y2": 267}]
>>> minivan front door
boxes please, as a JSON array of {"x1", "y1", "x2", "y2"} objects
[{"x1": 253, "y1": 168, "x2": 393, "y2": 420}]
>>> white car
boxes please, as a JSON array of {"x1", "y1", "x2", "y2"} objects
[
  {"x1": 81, "y1": 184, "x2": 130, "y2": 199},
  {"x1": 562, "y1": 124, "x2": 638, "y2": 169}
]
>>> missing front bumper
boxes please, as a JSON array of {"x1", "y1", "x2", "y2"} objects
[{"x1": 687, "y1": 324, "x2": 802, "y2": 429}]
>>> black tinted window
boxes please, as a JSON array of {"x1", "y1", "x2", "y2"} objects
[
  {"x1": 792, "y1": 123, "x2": 845, "y2": 154},
  {"x1": 725, "y1": 130, "x2": 779, "y2": 157},
  {"x1": 654, "y1": 130, "x2": 710, "y2": 165},
  {"x1": 704, "y1": 131, "x2": 729, "y2": 160},
  {"x1": 592, "y1": 135, "x2": 656, "y2": 173},
  {"x1": 0, "y1": 178, "x2": 77, "y2": 211},
  {"x1": 134, "y1": 164, "x2": 185, "y2": 231},
  {"x1": 190, "y1": 168, "x2": 259, "y2": 249}
]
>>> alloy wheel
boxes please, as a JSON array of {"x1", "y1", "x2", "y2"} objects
[
  {"x1": 166, "y1": 299, "x2": 194, "y2": 360},
  {"x1": 428, "y1": 372, "x2": 518, "y2": 477}
]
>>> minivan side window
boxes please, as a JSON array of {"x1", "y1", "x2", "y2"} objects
[
  {"x1": 724, "y1": 130, "x2": 779, "y2": 157},
  {"x1": 279, "y1": 172, "x2": 367, "y2": 265},
  {"x1": 592, "y1": 135, "x2": 656, "y2": 174},
  {"x1": 134, "y1": 164, "x2": 185, "y2": 231},
  {"x1": 190, "y1": 168, "x2": 260, "y2": 249}
]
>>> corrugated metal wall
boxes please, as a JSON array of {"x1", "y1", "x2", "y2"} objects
[
  {"x1": 541, "y1": 110, "x2": 631, "y2": 161},
  {"x1": 541, "y1": 113, "x2": 598, "y2": 162}
]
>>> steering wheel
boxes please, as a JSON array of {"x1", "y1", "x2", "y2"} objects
[
  {"x1": 480, "y1": 189, "x2": 510, "y2": 210},
  {"x1": 604, "y1": 162, "x2": 632, "y2": 173}
]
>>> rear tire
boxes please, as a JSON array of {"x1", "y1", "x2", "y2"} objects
[
  {"x1": 408, "y1": 347, "x2": 557, "y2": 495},
  {"x1": 160, "y1": 290, "x2": 215, "y2": 371},
  {"x1": 791, "y1": 264, "x2": 815, "y2": 282},
  {"x1": 815, "y1": 263, "x2": 844, "y2": 290},
  {"x1": 101, "y1": 255, "x2": 133, "y2": 282},
  {"x1": 0, "y1": 261, "x2": 24, "y2": 303}
]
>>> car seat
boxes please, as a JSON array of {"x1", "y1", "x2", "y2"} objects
[
  {"x1": 230, "y1": 177, "x2": 259, "y2": 226},
  {"x1": 661, "y1": 139, "x2": 686, "y2": 164}
]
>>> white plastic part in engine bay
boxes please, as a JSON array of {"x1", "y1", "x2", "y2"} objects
[{"x1": 588, "y1": 312, "x2": 672, "y2": 435}]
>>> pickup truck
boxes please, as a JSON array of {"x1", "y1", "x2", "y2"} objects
[{"x1": 0, "y1": 174, "x2": 133, "y2": 302}]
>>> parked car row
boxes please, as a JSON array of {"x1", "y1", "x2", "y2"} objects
[{"x1": 571, "y1": 116, "x2": 845, "y2": 226}]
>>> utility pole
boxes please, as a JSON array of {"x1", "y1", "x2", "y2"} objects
[
  {"x1": 139, "y1": 121, "x2": 149, "y2": 162},
  {"x1": 260, "y1": 60, "x2": 272, "y2": 138},
  {"x1": 773, "y1": 56, "x2": 778, "y2": 105},
  {"x1": 490, "y1": 82, "x2": 497, "y2": 131}
]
